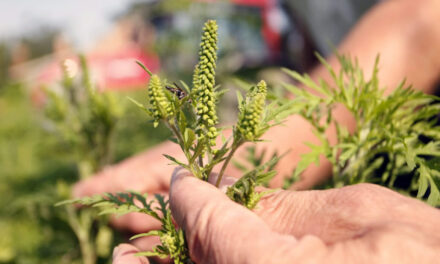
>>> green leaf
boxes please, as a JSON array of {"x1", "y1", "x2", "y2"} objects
[
  {"x1": 163, "y1": 154, "x2": 189, "y2": 169},
  {"x1": 190, "y1": 141, "x2": 206, "y2": 163},
  {"x1": 130, "y1": 230, "x2": 161, "y2": 240},
  {"x1": 403, "y1": 137, "x2": 417, "y2": 170},
  {"x1": 427, "y1": 178, "x2": 440, "y2": 206},
  {"x1": 233, "y1": 78, "x2": 253, "y2": 92},
  {"x1": 256, "y1": 170, "x2": 277, "y2": 184},
  {"x1": 338, "y1": 143, "x2": 357, "y2": 166},
  {"x1": 417, "y1": 166, "x2": 429, "y2": 198},
  {"x1": 282, "y1": 68, "x2": 331, "y2": 97},
  {"x1": 178, "y1": 111, "x2": 187, "y2": 139},
  {"x1": 294, "y1": 143, "x2": 324, "y2": 178},
  {"x1": 236, "y1": 90, "x2": 244, "y2": 108},
  {"x1": 136, "y1": 60, "x2": 153, "y2": 76},
  {"x1": 184, "y1": 128, "x2": 196, "y2": 151},
  {"x1": 179, "y1": 80, "x2": 191, "y2": 93},
  {"x1": 426, "y1": 157, "x2": 440, "y2": 171},
  {"x1": 135, "y1": 250, "x2": 168, "y2": 258},
  {"x1": 127, "y1": 97, "x2": 150, "y2": 115}
]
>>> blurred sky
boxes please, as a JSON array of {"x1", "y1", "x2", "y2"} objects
[{"x1": 0, "y1": 0, "x2": 140, "y2": 50}]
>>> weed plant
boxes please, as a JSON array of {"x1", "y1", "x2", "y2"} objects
[
  {"x1": 66, "y1": 20, "x2": 294, "y2": 263},
  {"x1": 66, "y1": 21, "x2": 440, "y2": 263},
  {"x1": 282, "y1": 54, "x2": 440, "y2": 206},
  {"x1": 45, "y1": 56, "x2": 122, "y2": 264}
]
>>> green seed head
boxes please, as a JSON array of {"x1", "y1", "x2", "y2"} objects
[
  {"x1": 192, "y1": 63, "x2": 200, "y2": 90},
  {"x1": 194, "y1": 20, "x2": 219, "y2": 146},
  {"x1": 147, "y1": 75, "x2": 173, "y2": 127},
  {"x1": 237, "y1": 80, "x2": 267, "y2": 141}
]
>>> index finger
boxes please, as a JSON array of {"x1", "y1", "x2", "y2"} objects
[
  {"x1": 169, "y1": 169, "x2": 304, "y2": 264},
  {"x1": 73, "y1": 142, "x2": 181, "y2": 197}
]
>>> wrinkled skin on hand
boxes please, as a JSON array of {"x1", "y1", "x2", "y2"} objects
[
  {"x1": 113, "y1": 169, "x2": 440, "y2": 264},
  {"x1": 167, "y1": 171, "x2": 440, "y2": 264}
]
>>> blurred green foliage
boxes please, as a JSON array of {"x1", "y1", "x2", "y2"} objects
[
  {"x1": 0, "y1": 43, "x2": 11, "y2": 88},
  {"x1": 0, "y1": 82, "x2": 170, "y2": 263}
]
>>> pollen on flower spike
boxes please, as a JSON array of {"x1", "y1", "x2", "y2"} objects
[
  {"x1": 147, "y1": 74, "x2": 173, "y2": 127},
  {"x1": 237, "y1": 80, "x2": 267, "y2": 141},
  {"x1": 193, "y1": 20, "x2": 219, "y2": 147}
]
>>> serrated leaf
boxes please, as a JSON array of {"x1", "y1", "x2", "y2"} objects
[
  {"x1": 338, "y1": 144, "x2": 357, "y2": 166},
  {"x1": 255, "y1": 170, "x2": 277, "y2": 184},
  {"x1": 294, "y1": 143, "x2": 324, "y2": 178}
]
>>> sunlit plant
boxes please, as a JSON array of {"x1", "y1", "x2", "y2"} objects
[
  {"x1": 65, "y1": 20, "x2": 294, "y2": 263},
  {"x1": 59, "y1": 18, "x2": 440, "y2": 263},
  {"x1": 282, "y1": 54, "x2": 440, "y2": 206}
]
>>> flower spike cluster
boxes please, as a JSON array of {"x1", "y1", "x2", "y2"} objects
[
  {"x1": 70, "y1": 20, "x2": 291, "y2": 264},
  {"x1": 237, "y1": 80, "x2": 267, "y2": 141},
  {"x1": 148, "y1": 75, "x2": 174, "y2": 127},
  {"x1": 194, "y1": 20, "x2": 219, "y2": 147}
]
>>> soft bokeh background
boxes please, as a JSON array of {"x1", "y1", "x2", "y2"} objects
[{"x1": 0, "y1": 0, "x2": 378, "y2": 263}]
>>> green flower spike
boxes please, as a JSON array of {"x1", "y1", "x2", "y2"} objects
[
  {"x1": 237, "y1": 80, "x2": 267, "y2": 141},
  {"x1": 148, "y1": 74, "x2": 174, "y2": 127},
  {"x1": 194, "y1": 20, "x2": 219, "y2": 147},
  {"x1": 192, "y1": 63, "x2": 200, "y2": 89}
]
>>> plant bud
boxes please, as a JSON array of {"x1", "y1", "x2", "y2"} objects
[
  {"x1": 147, "y1": 75, "x2": 173, "y2": 127},
  {"x1": 193, "y1": 20, "x2": 219, "y2": 146},
  {"x1": 237, "y1": 80, "x2": 267, "y2": 141}
]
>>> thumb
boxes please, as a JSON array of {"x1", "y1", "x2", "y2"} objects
[{"x1": 169, "y1": 169, "x2": 303, "y2": 264}]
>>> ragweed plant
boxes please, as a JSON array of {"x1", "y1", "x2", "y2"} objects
[
  {"x1": 45, "y1": 56, "x2": 122, "y2": 178},
  {"x1": 45, "y1": 55, "x2": 122, "y2": 264},
  {"x1": 67, "y1": 20, "x2": 294, "y2": 263},
  {"x1": 282, "y1": 54, "x2": 440, "y2": 206}
]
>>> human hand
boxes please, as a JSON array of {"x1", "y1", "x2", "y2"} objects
[
  {"x1": 166, "y1": 171, "x2": 440, "y2": 263},
  {"x1": 73, "y1": 142, "x2": 184, "y2": 250},
  {"x1": 113, "y1": 244, "x2": 150, "y2": 264}
]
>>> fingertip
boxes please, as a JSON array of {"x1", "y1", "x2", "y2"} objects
[
  {"x1": 72, "y1": 168, "x2": 115, "y2": 198},
  {"x1": 170, "y1": 167, "x2": 192, "y2": 186},
  {"x1": 113, "y1": 244, "x2": 149, "y2": 264},
  {"x1": 72, "y1": 177, "x2": 102, "y2": 198},
  {"x1": 170, "y1": 167, "x2": 236, "y2": 193}
]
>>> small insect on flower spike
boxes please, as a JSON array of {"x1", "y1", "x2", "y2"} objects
[{"x1": 166, "y1": 82, "x2": 187, "y2": 100}]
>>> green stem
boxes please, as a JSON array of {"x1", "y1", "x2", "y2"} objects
[
  {"x1": 216, "y1": 142, "x2": 240, "y2": 187},
  {"x1": 100, "y1": 127, "x2": 115, "y2": 170},
  {"x1": 167, "y1": 122, "x2": 185, "y2": 149},
  {"x1": 166, "y1": 120, "x2": 204, "y2": 179},
  {"x1": 65, "y1": 206, "x2": 96, "y2": 264},
  {"x1": 198, "y1": 155, "x2": 204, "y2": 167}
]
